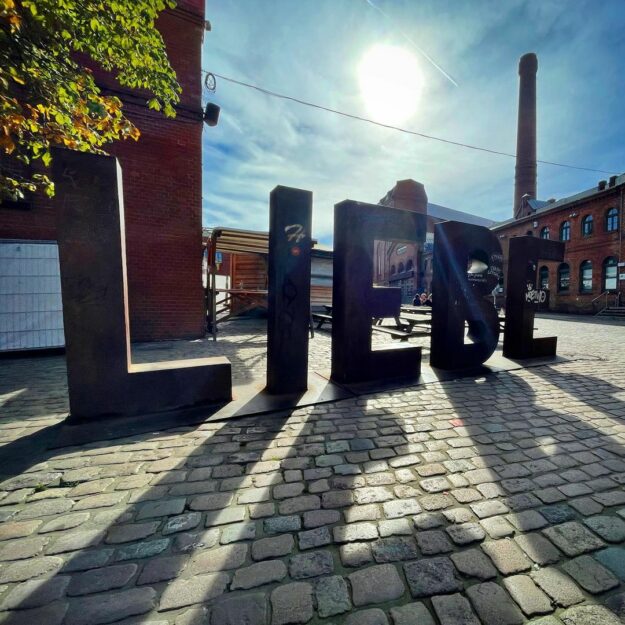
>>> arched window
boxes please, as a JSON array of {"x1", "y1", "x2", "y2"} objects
[
  {"x1": 557, "y1": 263, "x2": 570, "y2": 292},
  {"x1": 606, "y1": 207, "x2": 619, "y2": 232},
  {"x1": 603, "y1": 257, "x2": 618, "y2": 291},
  {"x1": 579, "y1": 260, "x2": 593, "y2": 293},
  {"x1": 560, "y1": 221, "x2": 571, "y2": 242},
  {"x1": 540, "y1": 227, "x2": 549, "y2": 239},
  {"x1": 390, "y1": 265, "x2": 396, "y2": 275},
  {"x1": 398, "y1": 262, "x2": 405, "y2": 274},
  {"x1": 539, "y1": 266, "x2": 549, "y2": 290},
  {"x1": 581, "y1": 215, "x2": 593, "y2": 237},
  {"x1": 526, "y1": 230, "x2": 534, "y2": 236},
  {"x1": 406, "y1": 259, "x2": 414, "y2": 272}
]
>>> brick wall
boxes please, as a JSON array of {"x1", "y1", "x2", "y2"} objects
[
  {"x1": 0, "y1": 3, "x2": 206, "y2": 341},
  {"x1": 494, "y1": 185, "x2": 624, "y2": 313}
]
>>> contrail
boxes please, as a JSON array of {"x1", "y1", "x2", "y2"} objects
[{"x1": 364, "y1": 0, "x2": 459, "y2": 87}]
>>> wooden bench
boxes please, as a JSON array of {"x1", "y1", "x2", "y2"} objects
[
  {"x1": 371, "y1": 325, "x2": 412, "y2": 341},
  {"x1": 312, "y1": 312, "x2": 333, "y2": 329}
]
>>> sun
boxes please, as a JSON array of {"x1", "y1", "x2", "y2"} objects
[{"x1": 358, "y1": 44, "x2": 424, "y2": 125}]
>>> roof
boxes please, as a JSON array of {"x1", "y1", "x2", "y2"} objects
[
  {"x1": 492, "y1": 172, "x2": 625, "y2": 230},
  {"x1": 205, "y1": 227, "x2": 269, "y2": 255},
  {"x1": 427, "y1": 202, "x2": 495, "y2": 227},
  {"x1": 203, "y1": 227, "x2": 320, "y2": 257}
]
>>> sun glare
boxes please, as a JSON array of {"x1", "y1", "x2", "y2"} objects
[{"x1": 358, "y1": 44, "x2": 423, "y2": 125}]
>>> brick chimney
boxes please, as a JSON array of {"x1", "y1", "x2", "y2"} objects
[{"x1": 513, "y1": 53, "x2": 538, "y2": 219}]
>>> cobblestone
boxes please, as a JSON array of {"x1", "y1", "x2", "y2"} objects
[
  {"x1": 531, "y1": 567, "x2": 585, "y2": 607},
  {"x1": 232, "y1": 559, "x2": 287, "y2": 589},
  {"x1": 481, "y1": 539, "x2": 532, "y2": 574},
  {"x1": 503, "y1": 574, "x2": 552, "y2": 616},
  {"x1": 466, "y1": 581, "x2": 524, "y2": 625},
  {"x1": 315, "y1": 575, "x2": 351, "y2": 617},
  {"x1": 271, "y1": 581, "x2": 313, "y2": 625},
  {"x1": 2, "y1": 317, "x2": 625, "y2": 624},
  {"x1": 159, "y1": 572, "x2": 229, "y2": 609},
  {"x1": 211, "y1": 593, "x2": 267, "y2": 625},
  {"x1": 404, "y1": 557, "x2": 462, "y2": 597},
  {"x1": 64, "y1": 587, "x2": 156, "y2": 625},
  {"x1": 431, "y1": 593, "x2": 480, "y2": 625},
  {"x1": 450, "y1": 548, "x2": 497, "y2": 580},
  {"x1": 560, "y1": 605, "x2": 622, "y2": 625},
  {"x1": 289, "y1": 550, "x2": 334, "y2": 579},
  {"x1": 349, "y1": 563, "x2": 405, "y2": 605},
  {"x1": 391, "y1": 601, "x2": 436, "y2": 625},
  {"x1": 561, "y1": 554, "x2": 619, "y2": 593},
  {"x1": 542, "y1": 521, "x2": 605, "y2": 556}
]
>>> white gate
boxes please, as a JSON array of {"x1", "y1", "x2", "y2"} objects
[{"x1": 0, "y1": 240, "x2": 65, "y2": 351}]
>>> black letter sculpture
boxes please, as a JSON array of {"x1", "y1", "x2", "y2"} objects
[
  {"x1": 331, "y1": 200, "x2": 426, "y2": 384},
  {"x1": 266, "y1": 186, "x2": 313, "y2": 394},
  {"x1": 53, "y1": 149, "x2": 232, "y2": 421},
  {"x1": 503, "y1": 236, "x2": 564, "y2": 358},
  {"x1": 430, "y1": 221, "x2": 503, "y2": 370}
]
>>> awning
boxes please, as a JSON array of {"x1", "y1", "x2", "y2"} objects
[
  {"x1": 207, "y1": 227, "x2": 269, "y2": 257},
  {"x1": 205, "y1": 226, "x2": 319, "y2": 261}
]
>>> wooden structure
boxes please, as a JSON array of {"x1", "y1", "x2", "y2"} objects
[
  {"x1": 205, "y1": 227, "x2": 330, "y2": 340},
  {"x1": 205, "y1": 228, "x2": 269, "y2": 340}
]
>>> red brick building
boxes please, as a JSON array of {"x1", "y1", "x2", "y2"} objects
[
  {"x1": 374, "y1": 179, "x2": 494, "y2": 301},
  {"x1": 0, "y1": 1, "x2": 206, "y2": 345},
  {"x1": 492, "y1": 174, "x2": 625, "y2": 313}
]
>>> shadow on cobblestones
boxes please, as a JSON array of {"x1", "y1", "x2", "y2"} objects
[{"x1": 1, "y1": 323, "x2": 625, "y2": 623}]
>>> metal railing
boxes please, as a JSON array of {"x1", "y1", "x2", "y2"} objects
[{"x1": 591, "y1": 290, "x2": 622, "y2": 314}]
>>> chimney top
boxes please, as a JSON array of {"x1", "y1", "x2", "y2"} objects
[{"x1": 519, "y1": 52, "x2": 538, "y2": 75}]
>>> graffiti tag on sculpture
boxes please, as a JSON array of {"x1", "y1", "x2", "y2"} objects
[
  {"x1": 525, "y1": 282, "x2": 547, "y2": 304},
  {"x1": 284, "y1": 223, "x2": 306, "y2": 243}
]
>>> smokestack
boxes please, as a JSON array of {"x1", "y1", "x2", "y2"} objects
[{"x1": 514, "y1": 52, "x2": 538, "y2": 219}]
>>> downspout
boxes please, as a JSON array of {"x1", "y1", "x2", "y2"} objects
[{"x1": 616, "y1": 185, "x2": 623, "y2": 306}]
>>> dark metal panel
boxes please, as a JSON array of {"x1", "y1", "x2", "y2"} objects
[
  {"x1": 503, "y1": 236, "x2": 564, "y2": 358},
  {"x1": 331, "y1": 200, "x2": 426, "y2": 384},
  {"x1": 53, "y1": 149, "x2": 231, "y2": 421},
  {"x1": 266, "y1": 186, "x2": 312, "y2": 394},
  {"x1": 430, "y1": 221, "x2": 503, "y2": 370}
]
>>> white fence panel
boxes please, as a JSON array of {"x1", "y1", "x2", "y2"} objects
[{"x1": 0, "y1": 240, "x2": 65, "y2": 351}]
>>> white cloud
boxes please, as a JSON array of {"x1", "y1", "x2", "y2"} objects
[{"x1": 201, "y1": 0, "x2": 625, "y2": 244}]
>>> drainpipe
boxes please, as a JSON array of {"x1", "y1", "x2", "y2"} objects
[{"x1": 616, "y1": 185, "x2": 623, "y2": 306}]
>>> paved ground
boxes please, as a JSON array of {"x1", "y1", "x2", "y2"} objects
[{"x1": 1, "y1": 315, "x2": 625, "y2": 624}]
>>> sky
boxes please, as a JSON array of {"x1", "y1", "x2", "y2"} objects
[{"x1": 201, "y1": 0, "x2": 625, "y2": 245}]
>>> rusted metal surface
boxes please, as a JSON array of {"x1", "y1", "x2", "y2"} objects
[
  {"x1": 53, "y1": 149, "x2": 231, "y2": 422},
  {"x1": 266, "y1": 186, "x2": 312, "y2": 394},
  {"x1": 503, "y1": 235, "x2": 564, "y2": 359},
  {"x1": 430, "y1": 221, "x2": 503, "y2": 370},
  {"x1": 331, "y1": 199, "x2": 426, "y2": 384}
]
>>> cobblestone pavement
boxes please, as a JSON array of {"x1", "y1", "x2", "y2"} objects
[{"x1": 0, "y1": 315, "x2": 625, "y2": 624}]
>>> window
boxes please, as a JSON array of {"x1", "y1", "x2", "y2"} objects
[
  {"x1": 581, "y1": 215, "x2": 593, "y2": 237},
  {"x1": 604, "y1": 257, "x2": 618, "y2": 291},
  {"x1": 390, "y1": 265, "x2": 396, "y2": 275},
  {"x1": 579, "y1": 260, "x2": 593, "y2": 293},
  {"x1": 539, "y1": 266, "x2": 549, "y2": 290},
  {"x1": 540, "y1": 227, "x2": 549, "y2": 239},
  {"x1": 406, "y1": 259, "x2": 414, "y2": 272},
  {"x1": 398, "y1": 262, "x2": 405, "y2": 274},
  {"x1": 560, "y1": 221, "x2": 571, "y2": 241},
  {"x1": 558, "y1": 263, "x2": 570, "y2": 292},
  {"x1": 526, "y1": 230, "x2": 534, "y2": 236},
  {"x1": 606, "y1": 207, "x2": 619, "y2": 232}
]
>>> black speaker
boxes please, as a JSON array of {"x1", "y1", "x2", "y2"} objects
[{"x1": 203, "y1": 103, "x2": 220, "y2": 126}]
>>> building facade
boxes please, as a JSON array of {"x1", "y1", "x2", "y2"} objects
[
  {"x1": 0, "y1": 0, "x2": 206, "y2": 346},
  {"x1": 493, "y1": 175, "x2": 625, "y2": 313},
  {"x1": 374, "y1": 179, "x2": 494, "y2": 301}
]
